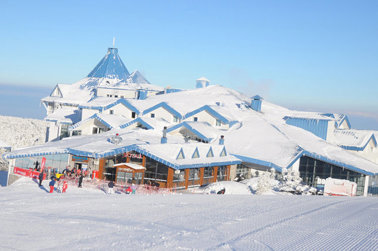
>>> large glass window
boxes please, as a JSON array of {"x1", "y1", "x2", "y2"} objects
[
  {"x1": 299, "y1": 156, "x2": 366, "y2": 196},
  {"x1": 144, "y1": 156, "x2": 168, "y2": 184},
  {"x1": 173, "y1": 170, "x2": 186, "y2": 189},
  {"x1": 203, "y1": 167, "x2": 213, "y2": 185},
  {"x1": 188, "y1": 168, "x2": 200, "y2": 187},
  {"x1": 217, "y1": 166, "x2": 227, "y2": 181}
]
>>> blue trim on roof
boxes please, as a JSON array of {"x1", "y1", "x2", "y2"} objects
[
  {"x1": 301, "y1": 150, "x2": 375, "y2": 176},
  {"x1": 337, "y1": 115, "x2": 351, "y2": 129},
  {"x1": 103, "y1": 99, "x2": 139, "y2": 114},
  {"x1": 166, "y1": 122, "x2": 213, "y2": 142},
  {"x1": 183, "y1": 105, "x2": 230, "y2": 124},
  {"x1": 284, "y1": 117, "x2": 329, "y2": 140},
  {"x1": 232, "y1": 154, "x2": 283, "y2": 172},
  {"x1": 340, "y1": 134, "x2": 377, "y2": 151},
  {"x1": 142, "y1": 102, "x2": 182, "y2": 119},
  {"x1": 69, "y1": 114, "x2": 113, "y2": 131},
  {"x1": 119, "y1": 117, "x2": 154, "y2": 130},
  {"x1": 79, "y1": 99, "x2": 140, "y2": 114}
]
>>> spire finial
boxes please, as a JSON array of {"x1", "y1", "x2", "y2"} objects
[{"x1": 113, "y1": 37, "x2": 116, "y2": 48}]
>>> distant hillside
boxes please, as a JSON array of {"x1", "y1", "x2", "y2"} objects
[{"x1": 0, "y1": 115, "x2": 47, "y2": 170}]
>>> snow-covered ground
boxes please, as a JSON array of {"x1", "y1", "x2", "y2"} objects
[{"x1": 0, "y1": 178, "x2": 377, "y2": 250}]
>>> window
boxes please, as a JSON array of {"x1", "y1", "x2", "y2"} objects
[
  {"x1": 109, "y1": 110, "x2": 114, "y2": 115},
  {"x1": 92, "y1": 127, "x2": 98, "y2": 134},
  {"x1": 132, "y1": 112, "x2": 136, "y2": 118},
  {"x1": 220, "y1": 147, "x2": 227, "y2": 157},
  {"x1": 114, "y1": 95, "x2": 118, "y2": 98},
  {"x1": 121, "y1": 96, "x2": 124, "y2": 98},
  {"x1": 206, "y1": 147, "x2": 214, "y2": 157},
  {"x1": 173, "y1": 116, "x2": 179, "y2": 123},
  {"x1": 72, "y1": 130, "x2": 81, "y2": 136},
  {"x1": 151, "y1": 113, "x2": 155, "y2": 118},
  {"x1": 176, "y1": 148, "x2": 185, "y2": 159},
  {"x1": 193, "y1": 117, "x2": 198, "y2": 122},
  {"x1": 60, "y1": 124, "x2": 69, "y2": 139},
  {"x1": 192, "y1": 148, "x2": 200, "y2": 158},
  {"x1": 107, "y1": 94, "x2": 110, "y2": 97},
  {"x1": 216, "y1": 119, "x2": 221, "y2": 126}
]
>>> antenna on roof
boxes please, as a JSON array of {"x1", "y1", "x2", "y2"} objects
[{"x1": 113, "y1": 37, "x2": 116, "y2": 48}]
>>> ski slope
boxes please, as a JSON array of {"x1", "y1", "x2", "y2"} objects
[{"x1": 0, "y1": 178, "x2": 377, "y2": 250}]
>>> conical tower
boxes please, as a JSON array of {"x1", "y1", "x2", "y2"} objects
[{"x1": 87, "y1": 48, "x2": 130, "y2": 80}]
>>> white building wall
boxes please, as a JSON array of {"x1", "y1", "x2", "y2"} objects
[
  {"x1": 75, "y1": 119, "x2": 109, "y2": 135},
  {"x1": 289, "y1": 158, "x2": 300, "y2": 172},
  {"x1": 46, "y1": 122, "x2": 60, "y2": 142},
  {"x1": 184, "y1": 110, "x2": 228, "y2": 129},
  {"x1": 105, "y1": 103, "x2": 134, "y2": 118},
  {"x1": 144, "y1": 107, "x2": 175, "y2": 122},
  {"x1": 81, "y1": 108, "x2": 97, "y2": 120},
  {"x1": 326, "y1": 121, "x2": 336, "y2": 142},
  {"x1": 96, "y1": 88, "x2": 138, "y2": 99}
]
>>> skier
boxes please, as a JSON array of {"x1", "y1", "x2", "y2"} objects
[
  {"x1": 108, "y1": 180, "x2": 114, "y2": 194},
  {"x1": 62, "y1": 180, "x2": 68, "y2": 193},
  {"x1": 78, "y1": 174, "x2": 84, "y2": 188},
  {"x1": 38, "y1": 171, "x2": 44, "y2": 187},
  {"x1": 49, "y1": 178, "x2": 56, "y2": 193}
]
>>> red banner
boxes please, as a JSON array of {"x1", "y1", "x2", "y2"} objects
[
  {"x1": 14, "y1": 167, "x2": 46, "y2": 179},
  {"x1": 40, "y1": 157, "x2": 46, "y2": 172}
]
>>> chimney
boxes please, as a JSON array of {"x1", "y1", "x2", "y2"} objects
[
  {"x1": 251, "y1": 95, "x2": 263, "y2": 112},
  {"x1": 219, "y1": 135, "x2": 224, "y2": 145},
  {"x1": 196, "y1": 77, "x2": 210, "y2": 88},
  {"x1": 161, "y1": 127, "x2": 168, "y2": 144}
]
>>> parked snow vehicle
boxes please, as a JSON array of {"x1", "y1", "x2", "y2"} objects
[{"x1": 324, "y1": 178, "x2": 357, "y2": 196}]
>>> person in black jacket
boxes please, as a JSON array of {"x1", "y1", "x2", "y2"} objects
[
  {"x1": 108, "y1": 180, "x2": 114, "y2": 194},
  {"x1": 38, "y1": 171, "x2": 44, "y2": 187},
  {"x1": 78, "y1": 174, "x2": 84, "y2": 188}
]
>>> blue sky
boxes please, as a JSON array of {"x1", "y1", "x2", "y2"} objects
[{"x1": 0, "y1": 0, "x2": 377, "y2": 129}]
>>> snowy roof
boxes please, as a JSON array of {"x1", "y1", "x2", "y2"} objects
[
  {"x1": 70, "y1": 113, "x2": 132, "y2": 131},
  {"x1": 113, "y1": 162, "x2": 146, "y2": 170},
  {"x1": 87, "y1": 48, "x2": 130, "y2": 80},
  {"x1": 45, "y1": 107, "x2": 81, "y2": 124},
  {"x1": 4, "y1": 130, "x2": 240, "y2": 169},
  {"x1": 136, "y1": 143, "x2": 240, "y2": 169},
  {"x1": 330, "y1": 129, "x2": 377, "y2": 150},
  {"x1": 196, "y1": 77, "x2": 210, "y2": 82},
  {"x1": 127, "y1": 70, "x2": 151, "y2": 84},
  {"x1": 166, "y1": 121, "x2": 220, "y2": 142}
]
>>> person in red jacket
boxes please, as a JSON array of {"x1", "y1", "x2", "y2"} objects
[
  {"x1": 49, "y1": 178, "x2": 56, "y2": 193},
  {"x1": 62, "y1": 180, "x2": 68, "y2": 193}
]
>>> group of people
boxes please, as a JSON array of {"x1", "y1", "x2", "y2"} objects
[
  {"x1": 107, "y1": 180, "x2": 136, "y2": 194},
  {"x1": 47, "y1": 176, "x2": 68, "y2": 193}
]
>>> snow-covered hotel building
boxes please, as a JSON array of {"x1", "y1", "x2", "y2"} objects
[{"x1": 4, "y1": 47, "x2": 378, "y2": 195}]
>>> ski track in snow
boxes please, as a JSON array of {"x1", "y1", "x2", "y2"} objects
[{"x1": 0, "y1": 178, "x2": 377, "y2": 250}]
